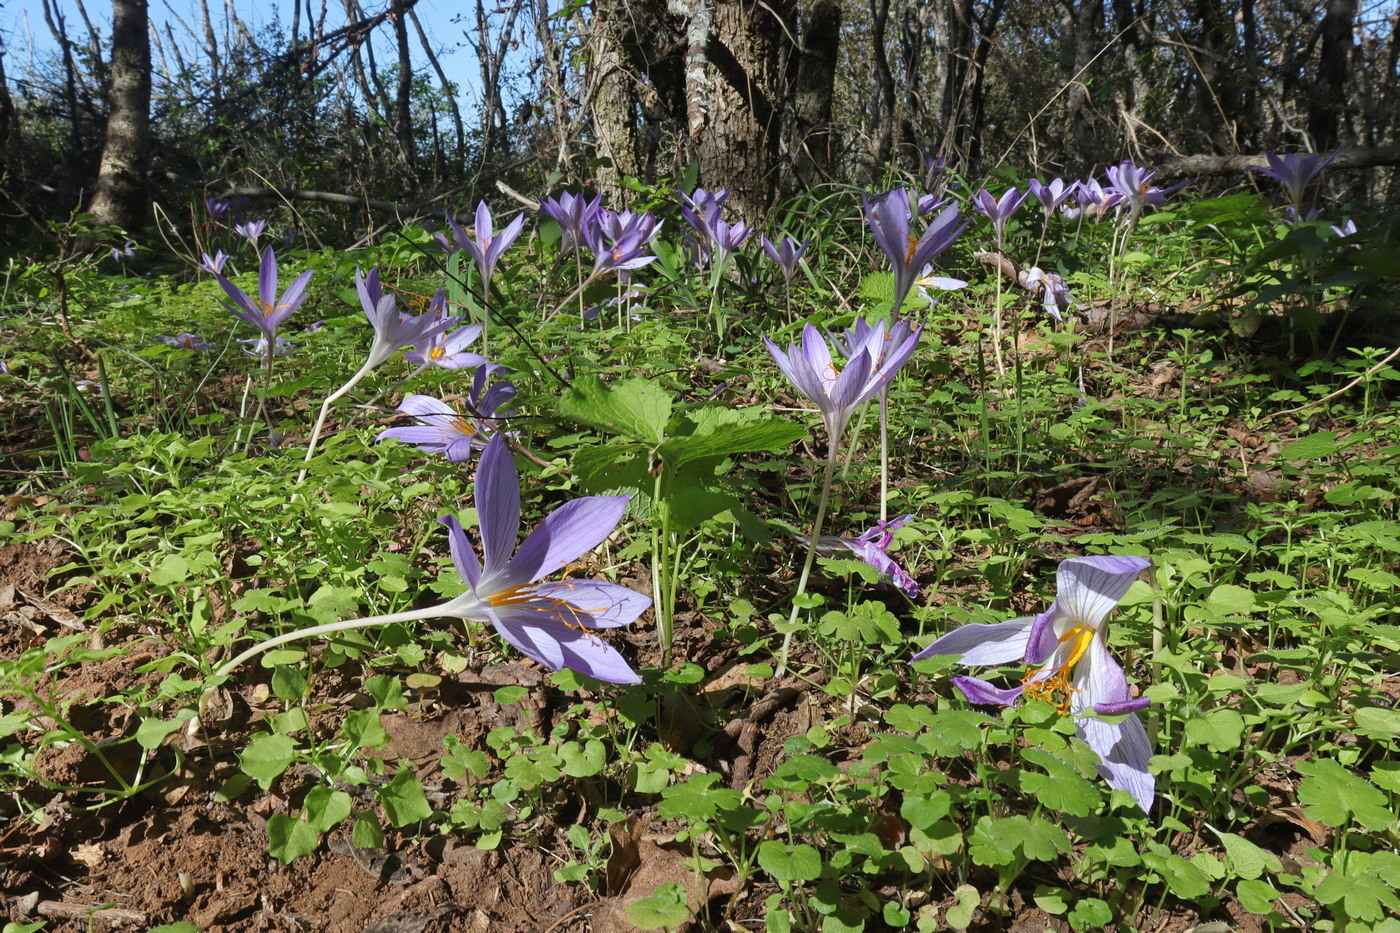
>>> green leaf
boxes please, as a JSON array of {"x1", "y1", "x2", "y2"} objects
[
  {"x1": 944, "y1": 884, "x2": 979, "y2": 931},
  {"x1": 560, "y1": 739, "x2": 607, "y2": 778},
  {"x1": 557, "y1": 375, "x2": 672, "y2": 446},
  {"x1": 1183, "y1": 708, "x2": 1246, "y2": 752},
  {"x1": 379, "y1": 770, "x2": 433, "y2": 827},
  {"x1": 1354, "y1": 706, "x2": 1400, "y2": 741},
  {"x1": 1297, "y1": 758, "x2": 1394, "y2": 831},
  {"x1": 658, "y1": 772, "x2": 742, "y2": 822},
  {"x1": 627, "y1": 882, "x2": 690, "y2": 930},
  {"x1": 239, "y1": 733, "x2": 296, "y2": 790},
  {"x1": 656, "y1": 408, "x2": 806, "y2": 469},
  {"x1": 1067, "y1": 898, "x2": 1113, "y2": 930},
  {"x1": 758, "y1": 841, "x2": 824, "y2": 882},
  {"x1": 148, "y1": 554, "x2": 191, "y2": 586},
  {"x1": 303, "y1": 786, "x2": 352, "y2": 834},
  {"x1": 135, "y1": 709, "x2": 196, "y2": 750},
  {"x1": 352, "y1": 811, "x2": 384, "y2": 848},
  {"x1": 146, "y1": 924, "x2": 202, "y2": 933},
  {"x1": 1279, "y1": 432, "x2": 1337, "y2": 460},
  {"x1": 1235, "y1": 879, "x2": 1280, "y2": 915},
  {"x1": 1018, "y1": 748, "x2": 1100, "y2": 817},
  {"x1": 267, "y1": 814, "x2": 320, "y2": 864},
  {"x1": 1214, "y1": 831, "x2": 1281, "y2": 880},
  {"x1": 1204, "y1": 583, "x2": 1256, "y2": 615}
]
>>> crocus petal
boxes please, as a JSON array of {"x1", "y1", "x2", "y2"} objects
[
  {"x1": 491, "y1": 606, "x2": 641, "y2": 684},
  {"x1": 1074, "y1": 634, "x2": 1141, "y2": 715},
  {"x1": 444, "y1": 435, "x2": 482, "y2": 463},
  {"x1": 1077, "y1": 709, "x2": 1155, "y2": 813},
  {"x1": 476, "y1": 435, "x2": 522, "y2": 577},
  {"x1": 502, "y1": 495, "x2": 630, "y2": 589},
  {"x1": 952, "y1": 676, "x2": 1026, "y2": 707},
  {"x1": 436, "y1": 515, "x2": 482, "y2": 588},
  {"x1": 376, "y1": 426, "x2": 451, "y2": 451},
  {"x1": 910, "y1": 616, "x2": 1035, "y2": 664},
  {"x1": 1055, "y1": 556, "x2": 1149, "y2": 628},
  {"x1": 398, "y1": 394, "x2": 456, "y2": 420},
  {"x1": 527, "y1": 579, "x2": 651, "y2": 628}
]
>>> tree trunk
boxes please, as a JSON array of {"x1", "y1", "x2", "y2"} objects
[
  {"x1": 587, "y1": 0, "x2": 644, "y2": 205},
  {"x1": 787, "y1": 0, "x2": 842, "y2": 190},
  {"x1": 88, "y1": 0, "x2": 152, "y2": 233},
  {"x1": 868, "y1": 0, "x2": 895, "y2": 171},
  {"x1": 390, "y1": 0, "x2": 416, "y2": 183},
  {"x1": 1309, "y1": 0, "x2": 1357, "y2": 151}
]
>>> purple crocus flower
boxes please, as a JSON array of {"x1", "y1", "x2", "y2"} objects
[
  {"x1": 1028, "y1": 178, "x2": 1074, "y2": 219},
  {"x1": 1331, "y1": 219, "x2": 1358, "y2": 239},
  {"x1": 1104, "y1": 161, "x2": 1185, "y2": 219},
  {"x1": 911, "y1": 264, "x2": 969, "y2": 305},
  {"x1": 435, "y1": 434, "x2": 649, "y2": 683},
  {"x1": 1024, "y1": 267, "x2": 1078, "y2": 321},
  {"x1": 199, "y1": 250, "x2": 230, "y2": 274},
  {"x1": 157, "y1": 332, "x2": 213, "y2": 351},
  {"x1": 377, "y1": 366, "x2": 515, "y2": 462},
  {"x1": 679, "y1": 187, "x2": 730, "y2": 240},
  {"x1": 1072, "y1": 179, "x2": 1122, "y2": 222},
  {"x1": 405, "y1": 291, "x2": 486, "y2": 370},
  {"x1": 217, "y1": 246, "x2": 313, "y2": 342},
  {"x1": 355, "y1": 267, "x2": 458, "y2": 369},
  {"x1": 1250, "y1": 147, "x2": 1344, "y2": 215},
  {"x1": 235, "y1": 219, "x2": 267, "y2": 246},
  {"x1": 911, "y1": 555, "x2": 1154, "y2": 813},
  {"x1": 711, "y1": 219, "x2": 752, "y2": 266},
  {"x1": 761, "y1": 235, "x2": 811, "y2": 286},
  {"x1": 813, "y1": 514, "x2": 919, "y2": 597},
  {"x1": 437, "y1": 202, "x2": 527, "y2": 296},
  {"x1": 766, "y1": 320, "x2": 920, "y2": 441},
  {"x1": 204, "y1": 196, "x2": 230, "y2": 219},
  {"x1": 539, "y1": 191, "x2": 603, "y2": 254},
  {"x1": 586, "y1": 210, "x2": 663, "y2": 276},
  {"x1": 863, "y1": 189, "x2": 968, "y2": 314},
  {"x1": 973, "y1": 187, "x2": 1029, "y2": 244},
  {"x1": 584, "y1": 285, "x2": 652, "y2": 322},
  {"x1": 110, "y1": 240, "x2": 136, "y2": 263}
]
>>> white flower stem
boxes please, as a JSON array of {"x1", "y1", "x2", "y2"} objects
[
  {"x1": 214, "y1": 604, "x2": 448, "y2": 679},
  {"x1": 297, "y1": 356, "x2": 378, "y2": 484},
  {"x1": 776, "y1": 442, "x2": 841, "y2": 677}
]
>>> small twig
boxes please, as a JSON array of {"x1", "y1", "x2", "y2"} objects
[{"x1": 1265, "y1": 343, "x2": 1400, "y2": 422}]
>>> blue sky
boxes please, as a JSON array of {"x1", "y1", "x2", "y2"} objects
[{"x1": 2, "y1": 0, "x2": 486, "y2": 99}]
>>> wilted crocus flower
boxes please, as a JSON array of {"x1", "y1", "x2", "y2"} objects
[
  {"x1": 1028, "y1": 178, "x2": 1074, "y2": 219},
  {"x1": 198, "y1": 250, "x2": 230, "y2": 274},
  {"x1": 973, "y1": 187, "x2": 1029, "y2": 245},
  {"x1": 761, "y1": 235, "x2": 811, "y2": 286},
  {"x1": 1250, "y1": 147, "x2": 1344, "y2": 216},
  {"x1": 863, "y1": 188, "x2": 968, "y2": 314},
  {"x1": 237, "y1": 335, "x2": 295, "y2": 362},
  {"x1": 157, "y1": 333, "x2": 213, "y2": 351},
  {"x1": 212, "y1": 433, "x2": 650, "y2": 687},
  {"x1": 539, "y1": 191, "x2": 603, "y2": 254},
  {"x1": 235, "y1": 219, "x2": 267, "y2": 246},
  {"x1": 1024, "y1": 267, "x2": 1078, "y2": 321},
  {"x1": 766, "y1": 321, "x2": 918, "y2": 441},
  {"x1": 217, "y1": 246, "x2": 313, "y2": 342},
  {"x1": 812, "y1": 514, "x2": 919, "y2": 597},
  {"x1": 110, "y1": 240, "x2": 136, "y2": 263},
  {"x1": 911, "y1": 555, "x2": 1154, "y2": 813},
  {"x1": 435, "y1": 435, "x2": 647, "y2": 681},
  {"x1": 355, "y1": 267, "x2": 458, "y2": 369},
  {"x1": 377, "y1": 367, "x2": 516, "y2": 462},
  {"x1": 584, "y1": 285, "x2": 652, "y2": 322},
  {"x1": 437, "y1": 202, "x2": 527, "y2": 298}
]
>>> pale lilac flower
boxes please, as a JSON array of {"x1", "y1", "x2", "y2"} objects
[
  {"x1": 584, "y1": 285, "x2": 652, "y2": 322},
  {"x1": 110, "y1": 240, "x2": 136, "y2": 263},
  {"x1": 435, "y1": 434, "x2": 648, "y2": 683},
  {"x1": 406, "y1": 311, "x2": 486, "y2": 370},
  {"x1": 1024, "y1": 267, "x2": 1078, "y2": 321},
  {"x1": 1331, "y1": 219, "x2": 1358, "y2": 239},
  {"x1": 863, "y1": 188, "x2": 968, "y2": 313},
  {"x1": 767, "y1": 320, "x2": 920, "y2": 441},
  {"x1": 204, "y1": 196, "x2": 231, "y2": 219},
  {"x1": 539, "y1": 191, "x2": 603, "y2": 254},
  {"x1": 199, "y1": 250, "x2": 230, "y2": 274},
  {"x1": 1028, "y1": 178, "x2": 1074, "y2": 219},
  {"x1": 585, "y1": 211, "x2": 662, "y2": 276},
  {"x1": 973, "y1": 187, "x2": 1029, "y2": 244},
  {"x1": 1071, "y1": 179, "x2": 1122, "y2": 222},
  {"x1": 911, "y1": 264, "x2": 969, "y2": 305},
  {"x1": 217, "y1": 246, "x2": 313, "y2": 342},
  {"x1": 354, "y1": 267, "x2": 458, "y2": 369},
  {"x1": 157, "y1": 332, "x2": 213, "y2": 351},
  {"x1": 377, "y1": 367, "x2": 515, "y2": 462},
  {"x1": 678, "y1": 187, "x2": 730, "y2": 243},
  {"x1": 1282, "y1": 205, "x2": 1323, "y2": 227},
  {"x1": 761, "y1": 235, "x2": 811, "y2": 286},
  {"x1": 437, "y1": 202, "x2": 527, "y2": 296},
  {"x1": 711, "y1": 219, "x2": 752, "y2": 266},
  {"x1": 812, "y1": 514, "x2": 919, "y2": 597},
  {"x1": 1104, "y1": 161, "x2": 1185, "y2": 218},
  {"x1": 237, "y1": 335, "x2": 295, "y2": 362},
  {"x1": 911, "y1": 555, "x2": 1154, "y2": 813},
  {"x1": 235, "y1": 219, "x2": 267, "y2": 246}
]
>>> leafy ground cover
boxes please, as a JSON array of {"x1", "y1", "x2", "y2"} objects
[{"x1": 1, "y1": 166, "x2": 1398, "y2": 933}]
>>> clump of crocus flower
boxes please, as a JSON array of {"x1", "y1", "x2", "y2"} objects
[
  {"x1": 911, "y1": 554, "x2": 1154, "y2": 813},
  {"x1": 212, "y1": 434, "x2": 649, "y2": 685},
  {"x1": 810, "y1": 514, "x2": 919, "y2": 598},
  {"x1": 158, "y1": 333, "x2": 213, "y2": 351},
  {"x1": 863, "y1": 188, "x2": 968, "y2": 315}
]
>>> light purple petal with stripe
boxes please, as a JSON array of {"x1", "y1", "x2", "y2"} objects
[
  {"x1": 910, "y1": 616, "x2": 1035, "y2": 665},
  {"x1": 952, "y1": 676, "x2": 1026, "y2": 707},
  {"x1": 436, "y1": 514, "x2": 482, "y2": 588},
  {"x1": 501, "y1": 495, "x2": 630, "y2": 589},
  {"x1": 476, "y1": 435, "x2": 521, "y2": 577}
]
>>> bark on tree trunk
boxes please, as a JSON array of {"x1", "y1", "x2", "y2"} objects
[
  {"x1": 788, "y1": 0, "x2": 842, "y2": 190},
  {"x1": 390, "y1": 0, "x2": 417, "y2": 184},
  {"x1": 1309, "y1": 0, "x2": 1357, "y2": 151},
  {"x1": 587, "y1": 0, "x2": 643, "y2": 205},
  {"x1": 88, "y1": 0, "x2": 152, "y2": 234}
]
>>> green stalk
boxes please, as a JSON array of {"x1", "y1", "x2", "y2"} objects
[
  {"x1": 776, "y1": 442, "x2": 842, "y2": 676},
  {"x1": 297, "y1": 355, "x2": 379, "y2": 484}
]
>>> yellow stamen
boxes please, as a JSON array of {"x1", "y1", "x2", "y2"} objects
[
  {"x1": 486, "y1": 584, "x2": 605, "y2": 632},
  {"x1": 430, "y1": 345, "x2": 446, "y2": 361},
  {"x1": 1022, "y1": 624, "x2": 1095, "y2": 714}
]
